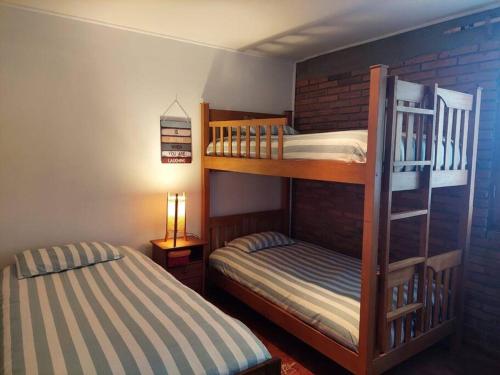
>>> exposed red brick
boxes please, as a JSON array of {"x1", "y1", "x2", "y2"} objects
[
  {"x1": 421, "y1": 57, "x2": 457, "y2": 70},
  {"x1": 480, "y1": 40, "x2": 500, "y2": 51},
  {"x1": 459, "y1": 50, "x2": 500, "y2": 64},
  {"x1": 438, "y1": 63, "x2": 480, "y2": 77},
  {"x1": 390, "y1": 64, "x2": 420, "y2": 75},
  {"x1": 296, "y1": 79, "x2": 309, "y2": 88},
  {"x1": 350, "y1": 81, "x2": 370, "y2": 91},
  {"x1": 439, "y1": 44, "x2": 479, "y2": 58},
  {"x1": 402, "y1": 70, "x2": 436, "y2": 81},
  {"x1": 403, "y1": 53, "x2": 438, "y2": 65}
]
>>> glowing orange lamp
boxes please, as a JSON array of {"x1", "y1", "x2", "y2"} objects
[{"x1": 164, "y1": 192, "x2": 187, "y2": 246}]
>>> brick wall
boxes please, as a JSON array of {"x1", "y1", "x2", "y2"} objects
[{"x1": 293, "y1": 8, "x2": 500, "y2": 355}]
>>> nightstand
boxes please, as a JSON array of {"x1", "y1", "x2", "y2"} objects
[{"x1": 151, "y1": 237, "x2": 207, "y2": 294}]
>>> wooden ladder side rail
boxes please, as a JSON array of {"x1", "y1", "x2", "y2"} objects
[
  {"x1": 453, "y1": 86, "x2": 482, "y2": 349},
  {"x1": 375, "y1": 78, "x2": 436, "y2": 355},
  {"x1": 358, "y1": 64, "x2": 388, "y2": 375},
  {"x1": 376, "y1": 75, "x2": 398, "y2": 353},
  {"x1": 415, "y1": 84, "x2": 437, "y2": 334}
]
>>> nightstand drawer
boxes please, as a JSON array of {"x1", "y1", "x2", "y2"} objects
[
  {"x1": 168, "y1": 261, "x2": 202, "y2": 280},
  {"x1": 181, "y1": 276, "x2": 203, "y2": 293}
]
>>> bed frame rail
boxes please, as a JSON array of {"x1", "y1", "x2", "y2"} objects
[
  {"x1": 380, "y1": 250, "x2": 462, "y2": 353},
  {"x1": 374, "y1": 250, "x2": 462, "y2": 373},
  {"x1": 391, "y1": 83, "x2": 477, "y2": 191},
  {"x1": 209, "y1": 118, "x2": 289, "y2": 159}
]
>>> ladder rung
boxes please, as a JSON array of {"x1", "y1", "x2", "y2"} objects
[
  {"x1": 390, "y1": 209, "x2": 428, "y2": 221},
  {"x1": 393, "y1": 160, "x2": 432, "y2": 167},
  {"x1": 387, "y1": 303, "x2": 424, "y2": 322},
  {"x1": 396, "y1": 106, "x2": 434, "y2": 115},
  {"x1": 388, "y1": 257, "x2": 426, "y2": 272}
]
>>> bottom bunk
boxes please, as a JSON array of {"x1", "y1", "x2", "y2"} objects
[{"x1": 206, "y1": 210, "x2": 463, "y2": 374}]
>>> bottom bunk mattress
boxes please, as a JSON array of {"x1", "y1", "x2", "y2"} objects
[
  {"x1": 1, "y1": 244, "x2": 271, "y2": 375},
  {"x1": 209, "y1": 241, "x2": 361, "y2": 351}
]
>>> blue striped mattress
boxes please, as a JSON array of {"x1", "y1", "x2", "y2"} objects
[
  {"x1": 209, "y1": 241, "x2": 362, "y2": 351},
  {"x1": 206, "y1": 130, "x2": 463, "y2": 171},
  {"x1": 1, "y1": 245, "x2": 270, "y2": 375}
]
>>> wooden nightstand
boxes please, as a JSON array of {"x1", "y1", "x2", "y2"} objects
[{"x1": 151, "y1": 237, "x2": 207, "y2": 294}]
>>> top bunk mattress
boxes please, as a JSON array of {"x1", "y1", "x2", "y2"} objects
[
  {"x1": 206, "y1": 129, "x2": 462, "y2": 169},
  {"x1": 209, "y1": 240, "x2": 362, "y2": 351},
  {"x1": 206, "y1": 130, "x2": 367, "y2": 163}
]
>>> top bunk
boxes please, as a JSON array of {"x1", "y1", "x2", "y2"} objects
[{"x1": 201, "y1": 65, "x2": 482, "y2": 191}]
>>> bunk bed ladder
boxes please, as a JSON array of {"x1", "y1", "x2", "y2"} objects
[{"x1": 377, "y1": 76, "x2": 437, "y2": 353}]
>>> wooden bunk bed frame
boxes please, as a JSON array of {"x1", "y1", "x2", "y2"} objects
[{"x1": 201, "y1": 65, "x2": 482, "y2": 375}]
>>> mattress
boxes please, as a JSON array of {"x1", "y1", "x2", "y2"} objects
[
  {"x1": 1, "y1": 245, "x2": 270, "y2": 375},
  {"x1": 207, "y1": 130, "x2": 367, "y2": 162},
  {"x1": 209, "y1": 241, "x2": 362, "y2": 351},
  {"x1": 206, "y1": 129, "x2": 462, "y2": 169}
]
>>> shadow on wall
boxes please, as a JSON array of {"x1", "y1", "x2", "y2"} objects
[{"x1": 200, "y1": 52, "x2": 287, "y2": 218}]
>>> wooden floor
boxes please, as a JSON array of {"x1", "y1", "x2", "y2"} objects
[{"x1": 208, "y1": 289, "x2": 500, "y2": 375}]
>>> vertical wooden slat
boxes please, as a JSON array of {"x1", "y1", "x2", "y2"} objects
[
  {"x1": 266, "y1": 125, "x2": 271, "y2": 159},
  {"x1": 405, "y1": 277, "x2": 415, "y2": 342},
  {"x1": 461, "y1": 111, "x2": 469, "y2": 170},
  {"x1": 415, "y1": 113, "x2": 423, "y2": 165},
  {"x1": 449, "y1": 267, "x2": 458, "y2": 318},
  {"x1": 444, "y1": 108, "x2": 454, "y2": 170},
  {"x1": 256, "y1": 126, "x2": 261, "y2": 158},
  {"x1": 228, "y1": 126, "x2": 232, "y2": 157},
  {"x1": 278, "y1": 126, "x2": 284, "y2": 160},
  {"x1": 395, "y1": 285, "x2": 404, "y2": 347},
  {"x1": 219, "y1": 126, "x2": 224, "y2": 156},
  {"x1": 405, "y1": 103, "x2": 415, "y2": 165},
  {"x1": 435, "y1": 99, "x2": 445, "y2": 170},
  {"x1": 433, "y1": 271, "x2": 442, "y2": 326},
  {"x1": 246, "y1": 126, "x2": 250, "y2": 158},
  {"x1": 385, "y1": 288, "x2": 393, "y2": 352},
  {"x1": 425, "y1": 269, "x2": 434, "y2": 331},
  {"x1": 236, "y1": 127, "x2": 241, "y2": 157},
  {"x1": 442, "y1": 268, "x2": 451, "y2": 320},
  {"x1": 394, "y1": 102, "x2": 403, "y2": 166},
  {"x1": 212, "y1": 126, "x2": 216, "y2": 154},
  {"x1": 453, "y1": 110, "x2": 462, "y2": 169}
]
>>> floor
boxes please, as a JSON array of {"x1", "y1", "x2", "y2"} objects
[{"x1": 208, "y1": 289, "x2": 500, "y2": 375}]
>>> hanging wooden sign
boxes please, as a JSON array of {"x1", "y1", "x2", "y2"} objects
[{"x1": 160, "y1": 98, "x2": 192, "y2": 163}]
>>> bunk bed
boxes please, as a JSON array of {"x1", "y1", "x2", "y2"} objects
[{"x1": 201, "y1": 65, "x2": 482, "y2": 375}]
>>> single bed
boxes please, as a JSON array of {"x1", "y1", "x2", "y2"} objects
[
  {"x1": 210, "y1": 240, "x2": 362, "y2": 351},
  {"x1": 210, "y1": 238, "x2": 442, "y2": 354},
  {"x1": 1, "y1": 243, "x2": 278, "y2": 375}
]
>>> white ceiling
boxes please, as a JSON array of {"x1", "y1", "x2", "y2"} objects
[{"x1": 2, "y1": 0, "x2": 499, "y2": 60}]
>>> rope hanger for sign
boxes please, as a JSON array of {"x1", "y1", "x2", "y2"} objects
[{"x1": 160, "y1": 96, "x2": 192, "y2": 164}]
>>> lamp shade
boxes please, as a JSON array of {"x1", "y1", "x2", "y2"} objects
[{"x1": 165, "y1": 192, "x2": 186, "y2": 244}]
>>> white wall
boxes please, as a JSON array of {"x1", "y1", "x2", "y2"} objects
[{"x1": 0, "y1": 5, "x2": 293, "y2": 266}]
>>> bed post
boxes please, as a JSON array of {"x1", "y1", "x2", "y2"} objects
[
  {"x1": 453, "y1": 86, "x2": 482, "y2": 350},
  {"x1": 282, "y1": 110, "x2": 293, "y2": 236},
  {"x1": 201, "y1": 102, "x2": 210, "y2": 243},
  {"x1": 358, "y1": 65, "x2": 388, "y2": 375}
]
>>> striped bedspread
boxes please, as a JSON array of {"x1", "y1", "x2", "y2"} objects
[
  {"x1": 1, "y1": 245, "x2": 270, "y2": 375},
  {"x1": 206, "y1": 130, "x2": 367, "y2": 162},
  {"x1": 209, "y1": 241, "x2": 362, "y2": 351},
  {"x1": 206, "y1": 130, "x2": 461, "y2": 170}
]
